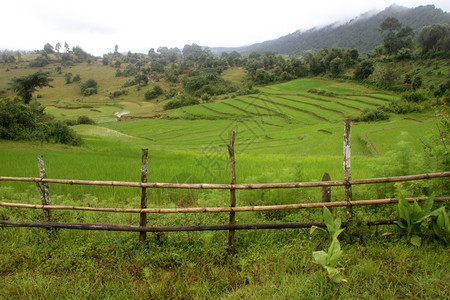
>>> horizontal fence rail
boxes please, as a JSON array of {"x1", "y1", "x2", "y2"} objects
[
  {"x1": 1, "y1": 197, "x2": 449, "y2": 214},
  {"x1": 0, "y1": 219, "x2": 398, "y2": 232},
  {"x1": 1, "y1": 171, "x2": 449, "y2": 189}
]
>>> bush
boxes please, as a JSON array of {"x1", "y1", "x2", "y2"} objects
[
  {"x1": 47, "y1": 121, "x2": 84, "y2": 146},
  {"x1": 353, "y1": 108, "x2": 390, "y2": 122},
  {"x1": 72, "y1": 74, "x2": 81, "y2": 82},
  {"x1": 77, "y1": 115, "x2": 96, "y2": 125},
  {"x1": 401, "y1": 90, "x2": 427, "y2": 102},
  {"x1": 163, "y1": 95, "x2": 199, "y2": 110},
  {"x1": 0, "y1": 99, "x2": 83, "y2": 145},
  {"x1": 383, "y1": 100, "x2": 423, "y2": 114},
  {"x1": 145, "y1": 85, "x2": 163, "y2": 100},
  {"x1": 80, "y1": 79, "x2": 98, "y2": 96},
  {"x1": 111, "y1": 90, "x2": 128, "y2": 98},
  {"x1": 29, "y1": 55, "x2": 49, "y2": 67}
]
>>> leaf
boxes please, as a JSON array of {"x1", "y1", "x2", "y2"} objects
[
  {"x1": 410, "y1": 235, "x2": 422, "y2": 247},
  {"x1": 325, "y1": 266, "x2": 347, "y2": 283},
  {"x1": 333, "y1": 217, "x2": 342, "y2": 232},
  {"x1": 332, "y1": 228, "x2": 344, "y2": 240},
  {"x1": 422, "y1": 194, "x2": 434, "y2": 214},
  {"x1": 411, "y1": 201, "x2": 423, "y2": 221},
  {"x1": 327, "y1": 238, "x2": 343, "y2": 267},
  {"x1": 394, "y1": 220, "x2": 407, "y2": 229},
  {"x1": 398, "y1": 197, "x2": 410, "y2": 223},
  {"x1": 312, "y1": 251, "x2": 328, "y2": 268},
  {"x1": 322, "y1": 206, "x2": 334, "y2": 233}
]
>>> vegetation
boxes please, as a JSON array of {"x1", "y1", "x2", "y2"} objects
[{"x1": 0, "y1": 7, "x2": 449, "y2": 298}]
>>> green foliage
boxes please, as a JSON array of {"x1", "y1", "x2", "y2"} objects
[
  {"x1": 80, "y1": 79, "x2": 98, "y2": 96},
  {"x1": 29, "y1": 55, "x2": 49, "y2": 67},
  {"x1": 9, "y1": 71, "x2": 53, "y2": 104},
  {"x1": 163, "y1": 94, "x2": 200, "y2": 110},
  {"x1": 310, "y1": 207, "x2": 347, "y2": 283},
  {"x1": 145, "y1": 85, "x2": 163, "y2": 100},
  {"x1": 417, "y1": 23, "x2": 450, "y2": 54},
  {"x1": 353, "y1": 108, "x2": 390, "y2": 122},
  {"x1": 0, "y1": 99, "x2": 83, "y2": 145},
  {"x1": 401, "y1": 90, "x2": 427, "y2": 102},
  {"x1": 395, "y1": 194, "x2": 448, "y2": 246},
  {"x1": 432, "y1": 207, "x2": 450, "y2": 245},
  {"x1": 354, "y1": 60, "x2": 374, "y2": 80},
  {"x1": 183, "y1": 73, "x2": 236, "y2": 97}
]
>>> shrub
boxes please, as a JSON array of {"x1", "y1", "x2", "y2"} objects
[
  {"x1": 145, "y1": 85, "x2": 164, "y2": 100},
  {"x1": 383, "y1": 100, "x2": 423, "y2": 114},
  {"x1": 77, "y1": 115, "x2": 96, "y2": 125},
  {"x1": 29, "y1": 55, "x2": 49, "y2": 67},
  {"x1": 0, "y1": 99, "x2": 83, "y2": 145},
  {"x1": 401, "y1": 90, "x2": 427, "y2": 102},
  {"x1": 72, "y1": 74, "x2": 81, "y2": 82},
  {"x1": 163, "y1": 95, "x2": 199, "y2": 110},
  {"x1": 353, "y1": 108, "x2": 390, "y2": 122},
  {"x1": 80, "y1": 79, "x2": 98, "y2": 96},
  {"x1": 111, "y1": 90, "x2": 128, "y2": 98}
]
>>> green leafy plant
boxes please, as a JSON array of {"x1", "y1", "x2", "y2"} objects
[
  {"x1": 310, "y1": 207, "x2": 347, "y2": 283},
  {"x1": 432, "y1": 206, "x2": 450, "y2": 245},
  {"x1": 395, "y1": 194, "x2": 448, "y2": 246}
]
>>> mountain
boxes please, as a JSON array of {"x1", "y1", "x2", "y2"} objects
[{"x1": 210, "y1": 4, "x2": 450, "y2": 56}]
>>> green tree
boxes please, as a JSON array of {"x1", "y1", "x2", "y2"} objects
[
  {"x1": 80, "y1": 79, "x2": 98, "y2": 96},
  {"x1": 9, "y1": 71, "x2": 53, "y2": 104},
  {"x1": 380, "y1": 17, "x2": 402, "y2": 55},
  {"x1": 417, "y1": 24, "x2": 450, "y2": 54},
  {"x1": 329, "y1": 57, "x2": 344, "y2": 77},
  {"x1": 43, "y1": 43, "x2": 55, "y2": 54},
  {"x1": 354, "y1": 60, "x2": 374, "y2": 80}
]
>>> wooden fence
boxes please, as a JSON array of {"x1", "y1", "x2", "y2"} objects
[{"x1": 1, "y1": 124, "x2": 449, "y2": 252}]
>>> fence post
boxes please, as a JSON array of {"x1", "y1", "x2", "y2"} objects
[
  {"x1": 321, "y1": 172, "x2": 331, "y2": 205},
  {"x1": 343, "y1": 119, "x2": 353, "y2": 221},
  {"x1": 37, "y1": 155, "x2": 52, "y2": 238},
  {"x1": 139, "y1": 148, "x2": 149, "y2": 241},
  {"x1": 227, "y1": 131, "x2": 236, "y2": 253}
]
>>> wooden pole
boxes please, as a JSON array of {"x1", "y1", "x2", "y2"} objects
[
  {"x1": 139, "y1": 148, "x2": 149, "y2": 241},
  {"x1": 37, "y1": 155, "x2": 52, "y2": 238},
  {"x1": 321, "y1": 172, "x2": 331, "y2": 203},
  {"x1": 228, "y1": 131, "x2": 236, "y2": 253},
  {"x1": 343, "y1": 119, "x2": 352, "y2": 221}
]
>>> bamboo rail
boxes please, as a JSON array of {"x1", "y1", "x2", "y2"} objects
[
  {"x1": 1, "y1": 197, "x2": 449, "y2": 214},
  {"x1": 0, "y1": 218, "x2": 398, "y2": 232},
  {"x1": 1, "y1": 171, "x2": 448, "y2": 189}
]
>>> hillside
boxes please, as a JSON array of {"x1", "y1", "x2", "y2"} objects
[{"x1": 211, "y1": 4, "x2": 450, "y2": 56}]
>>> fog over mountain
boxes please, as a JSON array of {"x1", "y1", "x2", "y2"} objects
[{"x1": 210, "y1": 4, "x2": 450, "y2": 56}]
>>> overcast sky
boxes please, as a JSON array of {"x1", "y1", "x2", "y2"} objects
[{"x1": 1, "y1": 0, "x2": 449, "y2": 56}]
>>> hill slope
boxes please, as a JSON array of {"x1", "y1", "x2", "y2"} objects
[{"x1": 211, "y1": 4, "x2": 450, "y2": 56}]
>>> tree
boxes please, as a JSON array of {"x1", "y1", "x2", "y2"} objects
[
  {"x1": 65, "y1": 73, "x2": 72, "y2": 84},
  {"x1": 55, "y1": 42, "x2": 61, "y2": 53},
  {"x1": 43, "y1": 43, "x2": 55, "y2": 54},
  {"x1": 64, "y1": 42, "x2": 70, "y2": 53},
  {"x1": 329, "y1": 57, "x2": 344, "y2": 77},
  {"x1": 80, "y1": 79, "x2": 98, "y2": 96},
  {"x1": 380, "y1": 17, "x2": 402, "y2": 55},
  {"x1": 354, "y1": 60, "x2": 374, "y2": 80},
  {"x1": 417, "y1": 24, "x2": 450, "y2": 54},
  {"x1": 9, "y1": 71, "x2": 53, "y2": 104},
  {"x1": 114, "y1": 44, "x2": 119, "y2": 54}
]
